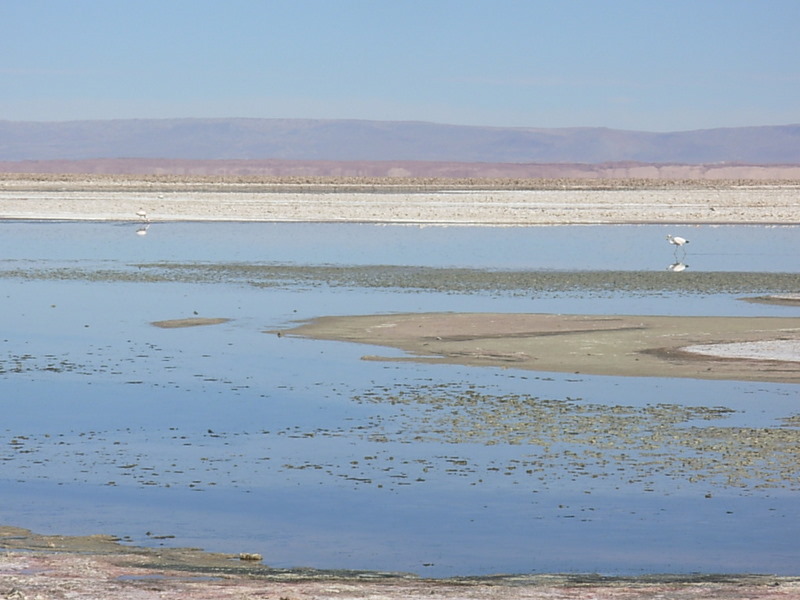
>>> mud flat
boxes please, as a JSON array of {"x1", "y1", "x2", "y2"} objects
[
  {"x1": 279, "y1": 312, "x2": 800, "y2": 384},
  {"x1": 151, "y1": 317, "x2": 231, "y2": 328},
  {"x1": 1, "y1": 174, "x2": 800, "y2": 224}
]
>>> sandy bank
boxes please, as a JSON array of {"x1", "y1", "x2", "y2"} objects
[
  {"x1": 151, "y1": 317, "x2": 231, "y2": 328},
  {"x1": 278, "y1": 313, "x2": 800, "y2": 384}
]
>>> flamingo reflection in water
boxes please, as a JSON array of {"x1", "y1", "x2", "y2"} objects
[{"x1": 135, "y1": 207, "x2": 152, "y2": 235}]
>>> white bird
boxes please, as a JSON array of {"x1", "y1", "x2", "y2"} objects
[
  {"x1": 666, "y1": 234, "x2": 689, "y2": 247},
  {"x1": 136, "y1": 209, "x2": 149, "y2": 222}
]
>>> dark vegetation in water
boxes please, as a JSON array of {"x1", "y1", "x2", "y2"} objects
[
  {"x1": 2, "y1": 370, "x2": 799, "y2": 495},
  {"x1": 2, "y1": 262, "x2": 799, "y2": 296}
]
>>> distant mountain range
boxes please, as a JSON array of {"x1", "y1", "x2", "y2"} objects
[{"x1": 1, "y1": 118, "x2": 799, "y2": 164}]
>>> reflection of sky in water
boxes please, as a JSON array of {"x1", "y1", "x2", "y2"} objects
[
  {"x1": 0, "y1": 222, "x2": 799, "y2": 577},
  {"x1": 0, "y1": 221, "x2": 798, "y2": 271}
]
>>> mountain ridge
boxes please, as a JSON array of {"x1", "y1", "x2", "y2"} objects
[{"x1": 2, "y1": 118, "x2": 799, "y2": 165}]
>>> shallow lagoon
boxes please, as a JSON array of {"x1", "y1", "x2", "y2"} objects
[{"x1": 0, "y1": 221, "x2": 798, "y2": 577}]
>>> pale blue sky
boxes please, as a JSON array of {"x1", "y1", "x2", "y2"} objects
[{"x1": 2, "y1": 0, "x2": 798, "y2": 131}]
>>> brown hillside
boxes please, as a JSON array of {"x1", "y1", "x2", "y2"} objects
[{"x1": 2, "y1": 158, "x2": 800, "y2": 180}]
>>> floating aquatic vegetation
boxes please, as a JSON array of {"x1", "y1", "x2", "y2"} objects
[
  {"x1": 352, "y1": 383, "x2": 800, "y2": 492},
  {"x1": 2, "y1": 262, "x2": 800, "y2": 296},
  {"x1": 3, "y1": 381, "x2": 797, "y2": 497}
]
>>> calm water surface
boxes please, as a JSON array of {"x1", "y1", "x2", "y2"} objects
[{"x1": 0, "y1": 222, "x2": 798, "y2": 576}]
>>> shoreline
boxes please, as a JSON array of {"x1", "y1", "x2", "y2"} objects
[
  {"x1": 2, "y1": 526, "x2": 799, "y2": 599},
  {"x1": 2, "y1": 175, "x2": 800, "y2": 225}
]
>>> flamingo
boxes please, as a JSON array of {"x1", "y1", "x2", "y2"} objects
[
  {"x1": 136, "y1": 209, "x2": 149, "y2": 222},
  {"x1": 666, "y1": 234, "x2": 688, "y2": 247}
]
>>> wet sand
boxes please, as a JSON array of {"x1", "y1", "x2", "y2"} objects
[
  {"x1": 151, "y1": 317, "x2": 231, "y2": 328},
  {"x1": 279, "y1": 312, "x2": 800, "y2": 383},
  {"x1": 2, "y1": 175, "x2": 799, "y2": 597}
]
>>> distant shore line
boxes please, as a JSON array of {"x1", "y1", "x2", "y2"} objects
[
  {"x1": 2, "y1": 171, "x2": 800, "y2": 187},
  {"x1": 1, "y1": 174, "x2": 800, "y2": 225}
]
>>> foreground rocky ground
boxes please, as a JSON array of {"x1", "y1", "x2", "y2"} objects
[{"x1": 2, "y1": 528, "x2": 800, "y2": 600}]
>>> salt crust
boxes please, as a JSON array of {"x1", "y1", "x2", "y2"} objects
[{"x1": 683, "y1": 339, "x2": 800, "y2": 362}]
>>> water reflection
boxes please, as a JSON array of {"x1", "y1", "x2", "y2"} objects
[{"x1": 667, "y1": 261, "x2": 689, "y2": 272}]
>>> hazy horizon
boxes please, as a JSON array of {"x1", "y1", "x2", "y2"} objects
[{"x1": 2, "y1": 115, "x2": 800, "y2": 134}]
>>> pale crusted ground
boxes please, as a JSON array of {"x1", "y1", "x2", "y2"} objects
[
  {"x1": 0, "y1": 175, "x2": 799, "y2": 224},
  {"x1": 684, "y1": 339, "x2": 800, "y2": 362},
  {"x1": 2, "y1": 549, "x2": 799, "y2": 600}
]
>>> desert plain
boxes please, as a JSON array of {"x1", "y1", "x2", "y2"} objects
[{"x1": 1, "y1": 174, "x2": 799, "y2": 598}]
